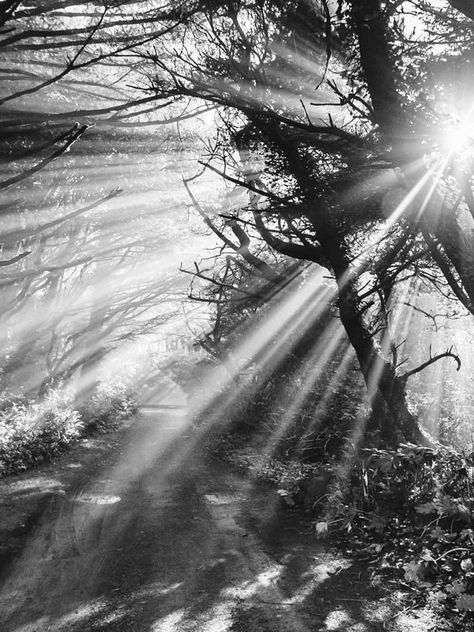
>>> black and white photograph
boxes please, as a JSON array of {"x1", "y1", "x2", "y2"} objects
[{"x1": 1, "y1": 1, "x2": 474, "y2": 630}]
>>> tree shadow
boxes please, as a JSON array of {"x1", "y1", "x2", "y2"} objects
[{"x1": 0, "y1": 430, "x2": 430, "y2": 632}]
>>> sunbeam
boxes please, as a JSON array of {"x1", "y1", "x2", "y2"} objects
[
  {"x1": 295, "y1": 343, "x2": 356, "y2": 453},
  {"x1": 3, "y1": 3, "x2": 474, "y2": 630},
  {"x1": 258, "y1": 319, "x2": 348, "y2": 459}
]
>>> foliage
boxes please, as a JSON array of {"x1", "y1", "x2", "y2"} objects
[
  {"x1": 77, "y1": 377, "x2": 139, "y2": 433},
  {"x1": 0, "y1": 387, "x2": 27, "y2": 414},
  {"x1": 0, "y1": 389, "x2": 82, "y2": 476},
  {"x1": 0, "y1": 384, "x2": 137, "y2": 477},
  {"x1": 322, "y1": 445, "x2": 474, "y2": 617}
]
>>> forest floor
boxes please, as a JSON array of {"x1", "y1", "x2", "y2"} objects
[{"x1": 0, "y1": 409, "x2": 445, "y2": 632}]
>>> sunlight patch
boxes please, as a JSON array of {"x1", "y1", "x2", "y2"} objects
[
  {"x1": 34, "y1": 599, "x2": 109, "y2": 631},
  {"x1": 255, "y1": 566, "x2": 282, "y2": 587},
  {"x1": 222, "y1": 563, "x2": 283, "y2": 599},
  {"x1": 75, "y1": 494, "x2": 121, "y2": 505},
  {"x1": 99, "y1": 607, "x2": 128, "y2": 625},
  {"x1": 197, "y1": 602, "x2": 233, "y2": 632},
  {"x1": 285, "y1": 558, "x2": 352, "y2": 604},
  {"x1": 8, "y1": 477, "x2": 65, "y2": 493},
  {"x1": 151, "y1": 608, "x2": 187, "y2": 632},
  {"x1": 133, "y1": 581, "x2": 182, "y2": 599},
  {"x1": 204, "y1": 493, "x2": 240, "y2": 505},
  {"x1": 324, "y1": 608, "x2": 356, "y2": 631},
  {"x1": 10, "y1": 617, "x2": 50, "y2": 632},
  {"x1": 361, "y1": 600, "x2": 391, "y2": 622}
]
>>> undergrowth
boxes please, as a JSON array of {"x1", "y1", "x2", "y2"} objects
[
  {"x1": 206, "y1": 410, "x2": 474, "y2": 625},
  {"x1": 0, "y1": 382, "x2": 138, "y2": 476},
  {"x1": 321, "y1": 445, "x2": 474, "y2": 624},
  {"x1": 180, "y1": 323, "x2": 474, "y2": 625}
]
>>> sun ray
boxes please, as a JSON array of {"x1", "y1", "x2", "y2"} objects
[
  {"x1": 257, "y1": 321, "x2": 348, "y2": 459},
  {"x1": 295, "y1": 343, "x2": 356, "y2": 454}
]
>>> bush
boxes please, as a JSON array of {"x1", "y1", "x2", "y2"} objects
[
  {"x1": 77, "y1": 378, "x2": 138, "y2": 433},
  {"x1": 0, "y1": 383, "x2": 138, "y2": 477},
  {"x1": 321, "y1": 445, "x2": 474, "y2": 616},
  {"x1": 0, "y1": 388, "x2": 27, "y2": 413},
  {"x1": 325, "y1": 444, "x2": 474, "y2": 527},
  {"x1": 0, "y1": 390, "x2": 83, "y2": 476}
]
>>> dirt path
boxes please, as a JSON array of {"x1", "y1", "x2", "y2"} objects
[{"x1": 0, "y1": 410, "x2": 436, "y2": 632}]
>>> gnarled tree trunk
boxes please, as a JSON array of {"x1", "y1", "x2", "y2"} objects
[{"x1": 317, "y1": 220, "x2": 423, "y2": 445}]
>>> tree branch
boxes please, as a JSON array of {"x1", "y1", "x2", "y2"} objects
[
  {"x1": 0, "y1": 251, "x2": 31, "y2": 266},
  {"x1": 0, "y1": 123, "x2": 88, "y2": 190},
  {"x1": 253, "y1": 212, "x2": 329, "y2": 267},
  {"x1": 404, "y1": 346, "x2": 461, "y2": 381}
]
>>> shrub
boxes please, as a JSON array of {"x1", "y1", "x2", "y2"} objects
[
  {"x1": 326, "y1": 444, "x2": 474, "y2": 526},
  {"x1": 0, "y1": 390, "x2": 82, "y2": 476},
  {"x1": 77, "y1": 378, "x2": 138, "y2": 433},
  {"x1": 0, "y1": 383, "x2": 138, "y2": 477},
  {"x1": 320, "y1": 445, "x2": 474, "y2": 615},
  {"x1": 0, "y1": 389, "x2": 27, "y2": 413}
]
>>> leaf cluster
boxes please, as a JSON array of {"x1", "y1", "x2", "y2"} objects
[
  {"x1": 0, "y1": 384, "x2": 138, "y2": 476},
  {"x1": 326, "y1": 444, "x2": 474, "y2": 619}
]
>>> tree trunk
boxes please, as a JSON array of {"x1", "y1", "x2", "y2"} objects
[
  {"x1": 318, "y1": 221, "x2": 423, "y2": 446},
  {"x1": 254, "y1": 122, "x2": 423, "y2": 446}
]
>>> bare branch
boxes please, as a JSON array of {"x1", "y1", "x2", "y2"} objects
[
  {"x1": 404, "y1": 346, "x2": 461, "y2": 381},
  {"x1": 0, "y1": 124, "x2": 88, "y2": 190},
  {"x1": 253, "y1": 212, "x2": 328, "y2": 267},
  {"x1": 0, "y1": 251, "x2": 31, "y2": 266},
  {"x1": 197, "y1": 160, "x2": 291, "y2": 205}
]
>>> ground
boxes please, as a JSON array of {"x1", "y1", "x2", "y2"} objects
[{"x1": 0, "y1": 408, "x2": 440, "y2": 631}]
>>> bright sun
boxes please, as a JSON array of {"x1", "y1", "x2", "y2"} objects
[
  {"x1": 445, "y1": 124, "x2": 474, "y2": 155},
  {"x1": 439, "y1": 103, "x2": 474, "y2": 157}
]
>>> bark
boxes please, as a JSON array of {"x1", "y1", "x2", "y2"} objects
[
  {"x1": 318, "y1": 222, "x2": 423, "y2": 445},
  {"x1": 350, "y1": 0, "x2": 406, "y2": 140}
]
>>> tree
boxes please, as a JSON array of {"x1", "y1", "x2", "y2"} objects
[
  {"x1": 137, "y1": 0, "x2": 474, "y2": 446},
  {"x1": 0, "y1": 177, "x2": 185, "y2": 395},
  {"x1": 0, "y1": 2, "x2": 211, "y2": 397}
]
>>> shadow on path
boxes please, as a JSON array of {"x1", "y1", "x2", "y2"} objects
[{"x1": 0, "y1": 411, "x2": 436, "y2": 632}]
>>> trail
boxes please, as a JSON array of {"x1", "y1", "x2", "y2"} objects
[{"x1": 0, "y1": 410, "x2": 435, "y2": 632}]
